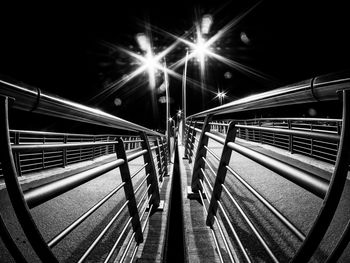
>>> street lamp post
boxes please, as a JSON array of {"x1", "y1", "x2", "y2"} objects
[
  {"x1": 181, "y1": 50, "x2": 189, "y2": 143},
  {"x1": 163, "y1": 61, "x2": 171, "y2": 156}
]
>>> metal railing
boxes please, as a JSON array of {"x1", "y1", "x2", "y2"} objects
[
  {"x1": 0, "y1": 79, "x2": 169, "y2": 262},
  {"x1": 183, "y1": 71, "x2": 350, "y2": 262},
  {"x1": 0, "y1": 130, "x2": 147, "y2": 177},
  {"x1": 209, "y1": 118, "x2": 341, "y2": 164}
]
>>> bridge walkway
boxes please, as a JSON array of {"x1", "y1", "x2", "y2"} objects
[{"x1": 178, "y1": 135, "x2": 350, "y2": 263}]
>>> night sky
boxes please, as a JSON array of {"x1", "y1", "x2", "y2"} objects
[{"x1": 0, "y1": 1, "x2": 349, "y2": 131}]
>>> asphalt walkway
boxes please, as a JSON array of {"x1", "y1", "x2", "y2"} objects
[
  {"x1": 0, "y1": 148, "x2": 172, "y2": 263},
  {"x1": 178, "y1": 134, "x2": 350, "y2": 263}
]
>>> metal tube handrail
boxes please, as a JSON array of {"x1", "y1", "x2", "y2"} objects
[
  {"x1": 221, "y1": 183, "x2": 280, "y2": 263},
  {"x1": 235, "y1": 117, "x2": 342, "y2": 122},
  {"x1": 0, "y1": 79, "x2": 163, "y2": 136},
  {"x1": 48, "y1": 180, "x2": 126, "y2": 248},
  {"x1": 205, "y1": 132, "x2": 225, "y2": 145},
  {"x1": 225, "y1": 165, "x2": 305, "y2": 241},
  {"x1": 103, "y1": 185, "x2": 151, "y2": 263},
  {"x1": 199, "y1": 179, "x2": 236, "y2": 263},
  {"x1": 188, "y1": 71, "x2": 350, "y2": 119},
  {"x1": 119, "y1": 193, "x2": 152, "y2": 263},
  {"x1": 197, "y1": 187, "x2": 224, "y2": 263},
  {"x1": 24, "y1": 158, "x2": 125, "y2": 208},
  {"x1": 9, "y1": 129, "x2": 127, "y2": 138},
  {"x1": 77, "y1": 200, "x2": 129, "y2": 262},
  {"x1": 12, "y1": 141, "x2": 118, "y2": 152},
  {"x1": 227, "y1": 142, "x2": 329, "y2": 198},
  {"x1": 236, "y1": 124, "x2": 340, "y2": 142},
  {"x1": 204, "y1": 145, "x2": 221, "y2": 161},
  {"x1": 126, "y1": 149, "x2": 148, "y2": 162}
]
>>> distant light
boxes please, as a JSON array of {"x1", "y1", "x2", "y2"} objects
[
  {"x1": 177, "y1": 109, "x2": 182, "y2": 116},
  {"x1": 169, "y1": 117, "x2": 173, "y2": 122},
  {"x1": 145, "y1": 50, "x2": 157, "y2": 88},
  {"x1": 158, "y1": 96, "x2": 174, "y2": 104},
  {"x1": 114, "y1": 98, "x2": 122, "y2": 106},
  {"x1": 201, "y1": 14, "x2": 213, "y2": 34},
  {"x1": 240, "y1": 31, "x2": 251, "y2": 45},
  {"x1": 224, "y1": 71, "x2": 232, "y2": 79},
  {"x1": 159, "y1": 96, "x2": 167, "y2": 104},
  {"x1": 308, "y1": 108, "x2": 317, "y2": 116},
  {"x1": 194, "y1": 35, "x2": 207, "y2": 56},
  {"x1": 216, "y1": 91, "x2": 227, "y2": 99},
  {"x1": 193, "y1": 34, "x2": 208, "y2": 66},
  {"x1": 136, "y1": 33, "x2": 149, "y2": 51}
]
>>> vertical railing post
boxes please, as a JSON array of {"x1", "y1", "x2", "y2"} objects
[
  {"x1": 191, "y1": 115, "x2": 212, "y2": 192},
  {"x1": 92, "y1": 136, "x2": 96, "y2": 160},
  {"x1": 139, "y1": 132, "x2": 160, "y2": 208},
  {"x1": 115, "y1": 137, "x2": 143, "y2": 244},
  {"x1": 155, "y1": 138, "x2": 163, "y2": 182},
  {"x1": 79, "y1": 138, "x2": 82, "y2": 161},
  {"x1": 0, "y1": 96, "x2": 59, "y2": 262},
  {"x1": 160, "y1": 137, "x2": 168, "y2": 176},
  {"x1": 259, "y1": 120, "x2": 262, "y2": 144},
  {"x1": 188, "y1": 121, "x2": 198, "y2": 164},
  {"x1": 63, "y1": 135, "x2": 67, "y2": 167},
  {"x1": 288, "y1": 119, "x2": 293, "y2": 153},
  {"x1": 183, "y1": 119, "x2": 193, "y2": 159},
  {"x1": 42, "y1": 136, "x2": 46, "y2": 169},
  {"x1": 206, "y1": 121, "x2": 237, "y2": 226},
  {"x1": 292, "y1": 89, "x2": 350, "y2": 262},
  {"x1": 13, "y1": 131, "x2": 22, "y2": 176},
  {"x1": 245, "y1": 120, "x2": 248, "y2": 140}
]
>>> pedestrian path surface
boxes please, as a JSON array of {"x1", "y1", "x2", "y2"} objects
[
  {"x1": 178, "y1": 134, "x2": 350, "y2": 263},
  {"x1": 1, "y1": 137, "x2": 350, "y2": 262},
  {"x1": 0, "y1": 149, "x2": 173, "y2": 263}
]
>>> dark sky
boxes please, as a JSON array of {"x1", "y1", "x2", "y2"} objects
[{"x1": 0, "y1": 1, "x2": 349, "y2": 130}]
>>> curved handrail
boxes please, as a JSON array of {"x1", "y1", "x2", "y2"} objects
[
  {"x1": 0, "y1": 79, "x2": 163, "y2": 136},
  {"x1": 188, "y1": 70, "x2": 350, "y2": 119}
]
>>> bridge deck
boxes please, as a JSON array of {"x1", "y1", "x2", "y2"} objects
[
  {"x1": 1, "y1": 137, "x2": 350, "y2": 262},
  {"x1": 178, "y1": 136, "x2": 350, "y2": 262},
  {"x1": 0, "y1": 150, "x2": 173, "y2": 263}
]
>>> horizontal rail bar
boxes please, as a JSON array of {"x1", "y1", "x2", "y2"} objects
[
  {"x1": 77, "y1": 200, "x2": 129, "y2": 262},
  {"x1": 209, "y1": 122, "x2": 230, "y2": 127},
  {"x1": 131, "y1": 163, "x2": 148, "y2": 180},
  {"x1": 225, "y1": 165, "x2": 305, "y2": 241},
  {"x1": 217, "y1": 199, "x2": 252, "y2": 263},
  {"x1": 126, "y1": 149, "x2": 148, "y2": 162},
  {"x1": 236, "y1": 117, "x2": 342, "y2": 123},
  {"x1": 205, "y1": 132, "x2": 225, "y2": 145},
  {"x1": 189, "y1": 71, "x2": 350, "y2": 118},
  {"x1": 48, "y1": 181, "x2": 126, "y2": 248},
  {"x1": 199, "y1": 179, "x2": 235, "y2": 263},
  {"x1": 197, "y1": 187, "x2": 224, "y2": 263},
  {"x1": 12, "y1": 141, "x2": 118, "y2": 153},
  {"x1": 236, "y1": 125, "x2": 340, "y2": 142},
  {"x1": 123, "y1": 139, "x2": 143, "y2": 143},
  {"x1": 119, "y1": 193, "x2": 152, "y2": 263},
  {"x1": 24, "y1": 158, "x2": 125, "y2": 208},
  {"x1": 150, "y1": 145, "x2": 157, "y2": 151},
  {"x1": 0, "y1": 79, "x2": 163, "y2": 136},
  {"x1": 9, "y1": 129, "x2": 127, "y2": 138},
  {"x1": 204, "y1": 146, "x2": 221, "y2": 162},
  {"x1": 227, "y1": 142, "x2": 329, "y2": 198},
  {"x1": 221, "y1": 184, "x2": 279, "y2": 263}
]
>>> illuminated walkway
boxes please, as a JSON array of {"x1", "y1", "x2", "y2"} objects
[
  {"x1": 0, "y1": 150, "x2": 173, "y2": 263},
  {"x1": 178, "y1": 136, "x2": 350, "y2": 262}
]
